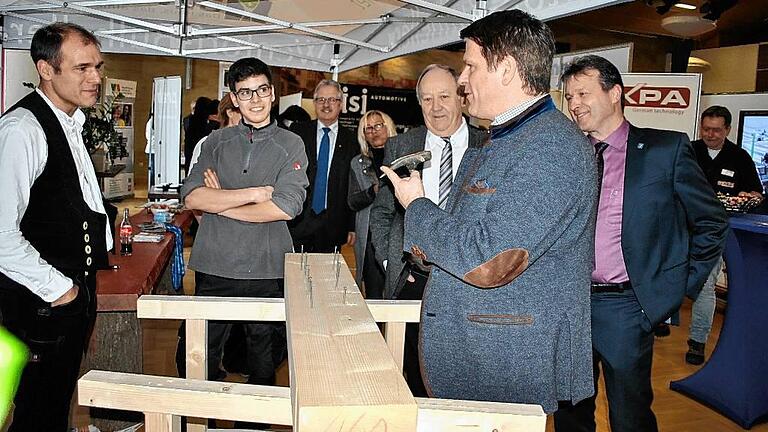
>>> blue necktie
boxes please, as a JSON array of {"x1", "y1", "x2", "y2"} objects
[{"x1": 312, "y1": 127, "x2": 331, "y2": 214}]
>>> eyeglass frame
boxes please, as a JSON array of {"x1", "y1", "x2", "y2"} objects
[
  {"x1": 234, "y1": 84, "x2": 273, "y2": 101},
  {"x1": 313, "y1": 96, "x2": 342, "y2": 105},
  {"x1": 363, "y1": 122, "x2": 386, "y2": 134}
]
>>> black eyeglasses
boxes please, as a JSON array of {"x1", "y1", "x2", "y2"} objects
[
  {"x1": 314, "y1": 96, "x2": 341, "y2": 105},
  {"x1": 235, "y1": 85, "x2": 272, "y2": 101},
  {"x1": 364, "y1": 123, "x2": 385, "y2": 134}
]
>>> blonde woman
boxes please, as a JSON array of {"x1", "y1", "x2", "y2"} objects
[{"x1": 348, "y1": 110, "x2": 397, "y2": 298}]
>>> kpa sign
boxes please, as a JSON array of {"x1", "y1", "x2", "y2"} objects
[
  {"x1": 624, "y1": 84, "x2": 691, "y2": 109},
  {"x1": 621, "y1": 73, "x2": 702, "y2": 139}
]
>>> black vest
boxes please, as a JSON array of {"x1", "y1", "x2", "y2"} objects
[{"x1": 0, "y1": 91, "x2": 109, "y2": 288}]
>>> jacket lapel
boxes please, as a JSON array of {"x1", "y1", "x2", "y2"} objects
[{"x1": 622, "y1": 124, "x2": 645, "y2": 229}]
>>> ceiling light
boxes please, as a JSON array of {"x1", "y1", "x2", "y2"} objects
[
  {"x1": 674, "y1": 3, "x2": 697, "y2": 10},
  {"x1": 661, "y1": 15, "x2": 717, "y2": 36}
]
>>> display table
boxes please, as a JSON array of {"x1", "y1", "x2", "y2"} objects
[
  {"x1": 96, "y1": 209, "x2": 192, "y2": 312},
  {"x1": 670, "y1": 213, "x2": 768, "y2": 428},
  {"x1": 85, "y1": 209, "x2": 192, "y2": 430}
]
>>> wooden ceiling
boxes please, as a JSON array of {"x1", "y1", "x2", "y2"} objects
[{"x1": 551, "y1": 0, "x2": 768, "y2": 49}]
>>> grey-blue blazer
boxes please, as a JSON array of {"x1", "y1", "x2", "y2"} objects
[{"x1": 403, "y1": 97, "x2": 597, "y2": 413}]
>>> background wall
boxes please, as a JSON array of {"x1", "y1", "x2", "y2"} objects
[{"x1": 691, "y1": 44, "x2": 759, "y2": 94}]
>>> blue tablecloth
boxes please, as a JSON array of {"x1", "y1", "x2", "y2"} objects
[{"x1": 670, "y1": 213, "x2": 768, "y2": 428}]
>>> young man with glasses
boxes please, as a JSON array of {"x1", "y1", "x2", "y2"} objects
[
  {"x1": 289, "y1": 80, "x2": 358, "y2": 253},
  {"x1": 181, "y1": 56, "x2": 308, "y2": 429}
]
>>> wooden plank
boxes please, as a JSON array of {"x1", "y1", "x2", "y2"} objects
[
  {"x1": 78, "y1": 371, "x2": 546, "y2": 431},
  {"x1": 384, "y1": 321, "x2": 407, "y2": 372},
  {"x1": 284, "y1": 253, "x2": 418, "y2": 432},
  {"x1": 137, "y1": 295, "x2": 421, "y2": 323},
  {"x1": 78, "y1": 371, "x2": 292, "y2": 425},
  {"x1": 145, "y1": 412, "x2": 181, "y2": 432},
  {"x1": 415, "y1": 398, "x2": 545, "y2": 431},
  {"x1": 185, "y1": 319, "x2": 207, "y2": 432}
]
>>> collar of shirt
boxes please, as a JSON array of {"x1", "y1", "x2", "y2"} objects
[
  {"x1": 589, "y1": 120, "x2": 629, "y2": 151},
  {"x1": 425, "y1": 117, "x2": 469, "y2": 152},
  {"x1": 491, "y1": 94, "x2": 548, "y2": 126},
  {"x1": 36, "y1": 88, "x2": 85, "y2": 133},
  {"x1": 317, "y1": 120, "x2": 339, "y2": 136}
]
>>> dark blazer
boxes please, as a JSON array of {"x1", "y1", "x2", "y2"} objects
[
  {"x1": 369, "y1": 124, "x2": 486, "y2": 299},
  {"x1": 289, "y1": 120, "x2": 357, "y2": 250},
  {"x1": 621, "y1": 125, "x2": 728, "y2": 327}
]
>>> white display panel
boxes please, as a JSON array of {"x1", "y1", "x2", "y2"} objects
[
  {"x1": 150, "y1": 76, "x2": 182, "y2": 188},
  {"x1": 2, "y1": 48, "x2": 38, "y2": 112}
]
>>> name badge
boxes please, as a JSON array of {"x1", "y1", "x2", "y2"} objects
[
  {"x1": 721, "y1": 169, "x2": 735, "y2": 177},
  {"x1": 717, "y1": 180, "x2": 735, "y2": 189}
]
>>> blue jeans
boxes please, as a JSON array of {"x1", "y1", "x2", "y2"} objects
[
  {"x1": 689, "y1": 258, "x2": 722, "y2": 343},
  {"x1": 554, "y1": 290, "x2": 657, "y2": 432}
]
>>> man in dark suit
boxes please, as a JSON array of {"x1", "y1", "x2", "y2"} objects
[
  {"x1": 369, "y1": 64, "x2": 484, "y2": 396},
  {"x1": 370, "y1": 64, "x2": 485, "y2": 300},
  {"x1": 289, "y1": 80, "x2": 357, "y2": 252},
  {"x1": 555, "y1": 55, "x2": 728, "y2": 432}
]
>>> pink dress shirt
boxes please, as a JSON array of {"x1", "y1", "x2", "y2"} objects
[{"x1": 591, "y1": 121, "x2": 630, "y2": 283}]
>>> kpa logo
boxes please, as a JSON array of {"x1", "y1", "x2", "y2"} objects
[{"x1": 623, "y1": 84, "x2": 690, "y2": 109}]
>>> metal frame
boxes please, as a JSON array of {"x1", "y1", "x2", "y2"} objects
[{"x1": 0, "y1": 0, "x2": 625, "y2": 72}]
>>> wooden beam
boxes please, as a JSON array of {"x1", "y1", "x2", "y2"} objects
[
  {"x1": 284, "y1": 253, "x2": 418, "y2": 431},
  {"x1": 416, "y1": 398, "x2": 545, "y2": 431},
  {"x1": 137, "y1": 295, "x2": 421, "y2": 323},
  {"x1": 145, "y1": 412, "x2": 181, "y2": 432},
  {"x1": 384, "y1": 321, "x2": 407, "y2": 372},
  {"x1": 78, "y1": 371, "x2": 293, "y2": 426},
  {"x1": 185, "y1": 319, "x2": 207, "y2": 432},
  {"x1": 78, "y1": 371, "x2": 546, "y2": 431}
]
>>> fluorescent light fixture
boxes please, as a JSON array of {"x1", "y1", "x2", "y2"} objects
[{"x1": 674, "y1": 3, "x2": 697, "y2": 9}]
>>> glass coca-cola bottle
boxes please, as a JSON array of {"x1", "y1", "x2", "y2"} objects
[{"x1": 119, "y1": 208, "x2": 133, "y2": 256}]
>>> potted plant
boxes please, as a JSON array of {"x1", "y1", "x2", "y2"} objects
[{"x1": 82, "y1": 92, "x2": 129, "y2": 171}]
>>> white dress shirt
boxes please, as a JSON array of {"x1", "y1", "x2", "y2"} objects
[
  {"x1": 0, "y1": 89, "x2": 113, "y2": 302},
  {"x1": 422, "y1": 118, "x2": 470, "y2": 205},
  {"x1": 315, "y1": 120, "x2": 339, "y2": 208}
]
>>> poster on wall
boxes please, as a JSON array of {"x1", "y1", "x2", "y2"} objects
[
  {"x1": 104, "y1": 78, "x2": 137, "y2": 99},
  {"x1": 338, "y1": 83, "x2": 422, "y2": 133},
  {"x1": 621, "y1": 73, "x2": 702, "y2": 140},
  {"x1": 113, "y1": 102, "x2": 133, "y2": 127}
]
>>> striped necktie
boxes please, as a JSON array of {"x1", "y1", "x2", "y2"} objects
[{"x1": 438, "y1": 137, "x2": 453, "y2": 209}]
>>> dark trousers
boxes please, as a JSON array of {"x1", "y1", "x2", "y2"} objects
[
  {"x1": 394, "y1": 264, "x2": 428, "y2": 397},
  {"x1": 176, "y1": 273, "x2": 285, "y2": 430},
  {"x1": 291, "y1": 210, "x2": 343, "y2": 253},
  {"x1": 362, "y1": 239, "x2": 385, "y2": 299},
  {"x1": 0, "y1": 271, "x2": 96, "y2": 432},
  {"x1": 554, "y1": 290, "x2": 657, "y2": 432},
  {"x1": 177, "y1": 272, "x2": 285, "y2": 384}
]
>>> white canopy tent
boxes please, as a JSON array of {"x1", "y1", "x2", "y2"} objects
[{"x1": 1, "y1": 0, "x2": 629, "y2": 74}]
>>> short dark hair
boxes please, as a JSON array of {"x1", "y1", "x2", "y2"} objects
[
  {"x1": 31, "y1": 22, "x2": 101, "y2": 72},
  {"x1": 459, "y1": 10, "x2": 554, "y2": 95},
  {"x1": 227, "y1": 57, "x2": 272, "y2": 91},
  {"x1": 701, "y1": 105, "x2": 732, "y2": 128},
  {"x1": 561, "y1": 55, "x2": 625, "y2": 108}
]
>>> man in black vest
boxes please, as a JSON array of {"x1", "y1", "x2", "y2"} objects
[{"x1": 0, "y1": 23, "x2": 111, "y2": 431}]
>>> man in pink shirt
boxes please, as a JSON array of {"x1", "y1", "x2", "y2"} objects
[{"x1": 555, "y1": 55, "x2": 728, "y2": 432}]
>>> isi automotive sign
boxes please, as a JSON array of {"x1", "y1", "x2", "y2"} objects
[{"x1": 621, "y1": 73, "x2": 702, "y2": 140}]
